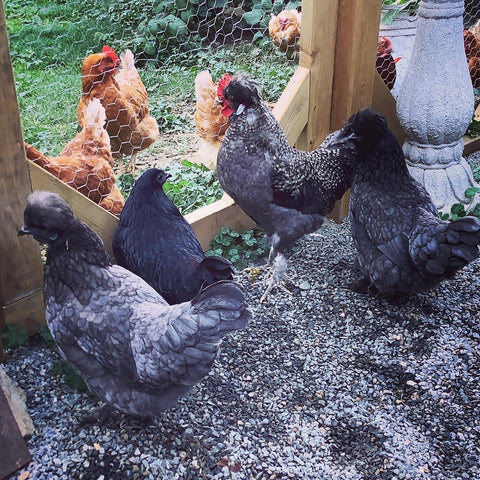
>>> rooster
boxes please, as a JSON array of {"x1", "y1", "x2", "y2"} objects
[
  {"x1": 25, "y1": 98, "x2": 124, "y2": 215},
  {"x1": 268, "y1": 9, "x2": 301, "y2": 60},
  {"x1": 343, "y1": 108, "x2": 480, "y2": 295},
  {"x1": 216, "y1": 74, "x2": 357, "y2": 301},
  {"x1": 193, "y1": 70, "x2": 231, "y2": 170},
  {"x1": 18, "y1": 191, "x2": 251, "y2": 419},
  {"x1": 376, "y1": 36, "x2": 401, "y2": 91},
  {"x1": 77, "y1": 46, "x2": 159, "y2": 176},
  {"x1": 113, "y1": 168, "x2": 234, "y2": 304}
]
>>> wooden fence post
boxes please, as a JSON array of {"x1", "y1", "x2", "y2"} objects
[
  {"x1": 0, "y1": 1, "x2": 45, "y2": 333},
  {"x1": 300, "y1": 0, "x2": 382, "y2": 221},
  {"x1": 298, "y1": 0, "x2": 340, "y2": 150}
]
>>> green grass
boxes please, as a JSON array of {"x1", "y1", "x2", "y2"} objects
[{"x1": 6, "y1": 0, "x2": 296, "y2": 207}]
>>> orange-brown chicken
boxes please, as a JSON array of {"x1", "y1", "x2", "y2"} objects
[
  {"x1": 268, "y1": 9, "x2": 301, "y2": 60},
  {"x1": 77, "y1": 46, "x2": 159, "y2": 176},
  {"x1": 193, "y1": 70, "x2": 231, "y2": 170},
  {"x1": 26, "y1": 98, "x2": 124, "y2": 215},
  {"x1": 464, "y1": 30, "x2": 480, "y2": 88},
  {"x1": 376, "y1": 36, "x2": 401, "y2": 91}
]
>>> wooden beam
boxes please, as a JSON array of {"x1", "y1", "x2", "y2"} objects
[
  {"x1": 185, "y1": 194, "x2": 256, "y2": 251},
  {"x1": 463, "y1": 135, "x2": 480, "y2": 157},
  {"x1": 298, "y1": 0, "x2": 339, "y2": 150},
  {"x1": 328, "y1": 0, "x2": 383, "y2": 221},
  {"x1": 29, "y1": 161, "x2": 119, "y2": 259},
  {"x1": 372, "y1": 72, "x2": 405, "y2": 145},
  {"x1": 273, "y1": 66, "x2": 310, "y2": 145},
  {"x1": 0, "y1": 1, "x2": 44, "y2": 332},
  {"x1": 2, "y1": 290, "x2": 44, "y2": 334},
  {"x1": 330, "y1": 0, "x2": 382, "y2": 128}
]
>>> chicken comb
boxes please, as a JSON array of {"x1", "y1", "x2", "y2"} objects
[
  {"x1": 102, "y1": 45, "x2": 119, "y2": 63},
  {"x1": 217, "y1": 73, "x2": 231, "y2": 100}
]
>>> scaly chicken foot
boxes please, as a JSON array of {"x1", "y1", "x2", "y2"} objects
[
  {"x1": 117, "y1": 152, "x2": 137, "y2": 178},
  {"x1": 259, "y1": 255, "x2": 291, "y2": 303},
  {"x1": 75, "y1": 403, "x2": 114, "y2": 430}
]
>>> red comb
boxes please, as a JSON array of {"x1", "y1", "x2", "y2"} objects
[
  {"x1": 217, "y1": 73, "x2": 231, "y2": 100},
  {"x1": 102, "y1": 45, "x2": 119, "y2": 62}
]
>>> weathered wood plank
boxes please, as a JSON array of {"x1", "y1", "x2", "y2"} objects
[
  {"x1": 2, "y1": 290, "x2": 45, "y2": 333},
  {"x1": 328, "y1": 0, "x2": 383, "y2": 221},
  {"x1": 463, "y1": 135, "x2": 480, "y2": 157},
  {"x1": 273, "y1": 66, "x2": 310, "y2": 145},
  {"x1": 298, "y1": 0, "x2": 339, "y2": 150},
  {"x1": 0, "y1": 1, "x2": 44, "y2": 331},
  {"x1": 29, "y1": 161, "x2": 119, "y2": 258},
  {"x1": 0, "y1": 388, "x2": 31, "y2": 479},
  {"x1": 185, "y1": 194, "x2": 256, "y2": 251}
]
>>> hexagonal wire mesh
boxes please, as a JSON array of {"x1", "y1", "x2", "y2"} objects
[
  {"x1": 6, "y1": 1, "x2": 480, "y2": 216},
  {"x1": 6, "y1": 0, "x2": 302, "y2": 216},
  {"x1": 379, "y1": 0, "x2": 480, "y2": 97}
]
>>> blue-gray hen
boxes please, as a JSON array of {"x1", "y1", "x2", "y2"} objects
[
  {"x1": 343, "y1": 108, "x2": 480, "y2": 294},
  {"x1": 112, "y1": 168, "x2": 233, "y2": 305},
  {"x1": 18, "y1": 191, "x2": 251, "y2": 417}
]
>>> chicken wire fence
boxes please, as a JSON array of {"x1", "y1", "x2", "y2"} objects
[{"x1": 5, "y1": 0, "x2": 480, "y2": 216}]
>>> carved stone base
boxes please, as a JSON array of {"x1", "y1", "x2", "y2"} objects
[{"x1": 407, "y1": 157, "x2": 479, "y2": 213}]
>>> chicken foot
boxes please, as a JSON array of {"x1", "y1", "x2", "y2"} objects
[{"x1": 259, "y1": 254, "x2": 291, "y2": 303}]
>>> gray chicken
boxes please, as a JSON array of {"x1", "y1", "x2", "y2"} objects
[
  {"x1": 18, "y1": 191, "x2": 251, "y2": 418},
  {"x1": 342, "y1": 107, "x2": 480, "y2": 294},
  {"x1": 216, "y1": 74, "x2": 357, "y2": 299}
]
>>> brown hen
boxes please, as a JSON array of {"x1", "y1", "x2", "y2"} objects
[
  {"x1": 77, "y1": 46, "x2": 159, "y2": 176},
  {"x1": 268, "y1": 9, "x2": 301, "y2": 60},
  {"x1": 193, "y1": 70, "x2": 231, "y2": 170},
  {"x1": 26, "y1": 99, "x2": 124, "y2": 215}
]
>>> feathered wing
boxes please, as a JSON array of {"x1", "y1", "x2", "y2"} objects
[
  {"x1": 129, "y1": 281, "x2": 251, "y2": 387},
  {"x1": 46, "y1": 264, "x2": 249, "y2": 412},
  {"x1": 44, "y1": 265, "x2": 165, "y2": 385},
  {"x1": 351, "y1": 189, "x2": 480, "y2": 289}
]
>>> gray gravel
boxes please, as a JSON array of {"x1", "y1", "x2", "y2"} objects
[{"x1": 4, "y1": 220, "x2": 480, "y2": 480}]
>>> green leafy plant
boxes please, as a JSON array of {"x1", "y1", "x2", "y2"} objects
[
  {"x1": 39, "y1": 324, "x2": 57, "y2": 348},
  {"x1": 132, "y1": 0, "x2": 233, "y2": 61},
  {"x1": 163, "y1": 160, "x2": 224, "y2": 214},
  {"x1": 150, "y1": 98, "x2": 191, "y2": 133},
  {"x1": 1, "y1": 324, "x2": 28, "y2": 350},
  {"x1": 206, "y1": 226, "x2": 271, "y2": 268},
  {"x1": 439, "y1": 187, "x2": 480, "y2": 221},
  {"x1": 381, "y1": 0, "x2": 419, "y2": 25},
  {"x1": 52, "y1": 360, "x2": 87, "y2": 392}
]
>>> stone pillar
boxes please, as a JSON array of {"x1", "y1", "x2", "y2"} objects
[{"x1": 396, "y1": 0, "x2": 477, "y2": 213}]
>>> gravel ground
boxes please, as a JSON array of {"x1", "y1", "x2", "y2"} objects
[{"x1": 4, "y1": 220, "x2": 480, "y2": 480}]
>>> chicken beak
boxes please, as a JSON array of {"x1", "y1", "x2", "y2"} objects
[
  {"x1": 17, "y1": 225, "x2": 32, "y2": 237},
  {"x1": 323, "y1": 128, "x2": 358, "y2": 149}
]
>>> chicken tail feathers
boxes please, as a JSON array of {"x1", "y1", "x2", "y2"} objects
[
  {"x1": 120, "y1": 49, "x2": 136, "y2": 71},
  {"x1": 195, "y1": 255, "x2": 235, "y2": 285},
  {"x1": 25, "y1": 143, "x2": 49, "y2": 168},
  {"x1": 191, "y1": 280, "x2": 251, "y2": 338},
  {"x1": 84, "y1": 98, "x2": 106, "y2": 128},
  {"x1": 412, "y1": 214, "x2": 480, "y2": 278}
]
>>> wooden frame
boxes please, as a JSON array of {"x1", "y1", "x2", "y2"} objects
[{"x1": 2, "y1": 0, "x2": 476, "y2": 335}]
